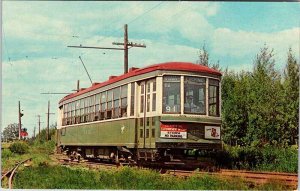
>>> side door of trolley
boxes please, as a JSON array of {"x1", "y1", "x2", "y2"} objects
[{"x1": 137, "y1": 79, "x2": 156, "y2": 148}]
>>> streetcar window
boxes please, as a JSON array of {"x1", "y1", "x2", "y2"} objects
[
  {"x1": 140, "y1": 83, "x2": 145, "y2": 113},
  {"x1": 147, "y1": 94, "x2": 150, "y2": 112},
  {"x1": 80, "y1": 99, "x2": 84, "y2": 123},
  {"x1": 147, "y1": 82, "x2": 150, "y2": 93},
  {"x1": 121, "y1": 85, "x2": 128, "y2": 117},
  {"x1": 89, "y1": 96, "x2": 95, "y2": 121},
  {"x1": 152, "y1": 117, "x2": 155, "y2": 126},
  {"x1": 184, "y1": 76, "x2": 206, "y2": 115},
  {"x1": 146, "y1": 129, "x2": 149, "y2": 138},
  {"x1": 84, "y1": 97, "x2": 89, "y2": 122},
  {"x1": 141, "y1": 84, "x2": 144, "y2": 94},
  {"x1": 95, "y1": 94, "x2": 100, "y2": 121},
  {"x1": 162, "y1": 76, "x2": 181, "y2": 114},
  {"x1": 140, "y1": 95, "x2": 144, "y2": 113},
  {"x1": 76, "y1": 100, "x2": 80, "y2": 123},
  {"x1": 130, "y1": 82, "x2": 135, "y2": 116},
  {"x1": 209, "y1": 79, "x2": 220, "y2": 116},
  {"x1": 152, "y1": 80, "x2": 156, "y2": 112},
  {"x1": 146, "y1": 81, "x2": 151, "y2": 112},
  {"x1": 121, "y1": 98, "x2": 127, "y2": 117},
  {"x1": 140, "y1": 129, "x2": 143, "y2": 138},
  {"x1": 100, "y1": 92, "x2": 106, "y2": 120},
  {"x1": 107, "y1": 90, "x2": 113, "y2": 101},
  {"x1": 107, "y1": 90, "x2": 113, "y2": 119},
  {"x1": 140, "y1": 118, "x2": 143, "y2": 127},
  {"x1": 146, "y1": 117, "x2": 150, "y2": 126},
  {"x1": 151, "y1": 128, "x2": 155, "y2": 138},
  {"x1": 90, "y1": 95, "x2": 95, "y2": 111},
  {"x1": 113, "y1": 99, "x2": 120, "y2": 118},
  {"x1": 152, "y1": 93, "x2": 156, "y2": 111},
  {"x1": 113, "y1": 87, "x2": 120, "y2": 118}
]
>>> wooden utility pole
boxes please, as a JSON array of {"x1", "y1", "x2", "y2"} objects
[
  {"x1": 46, "y1": 100, "x2": 55, "y2": 141},
  {"x1": 18, "y1": 101, "x2": 21, "y2": 140},
  {"x1": 68, "y1": 24, "x2": 146, "y2": 74},
  {"x1": 33, "y1": 126, "x2": 36, "y2": 138},
  {"x1": 18, "y1": 101, "x2": 23, "y2": 140},
  {"x1": 124, "y1": 24, "x2": 128, "y2": 74},
  {"x1": 36, "y1": 115, "x2": 43, "y2": 139},
  {"x1": 113, "y1": 24, "x2": 146, "y2": 74}
]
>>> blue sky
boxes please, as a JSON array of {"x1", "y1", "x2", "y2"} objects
[{"x1": 2, "y1": 1, "x2": 299, "y2": 137}]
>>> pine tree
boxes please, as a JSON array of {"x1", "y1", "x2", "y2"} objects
[
  {"x1": 283, "y1": 48, "x2": 299, "y2": 145},
  {"x1": 247, "y1": 45, "x2": 283, "y2": 146},
  {"x1": 197, "y1": 43, "x2": 209, "y2": 66},
  {"x1": 196, "y1": 43, "x2": 221, "y2": 71}
]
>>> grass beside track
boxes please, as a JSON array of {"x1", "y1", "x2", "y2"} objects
[
  {"x1": 1, "y1": 141, "x2": 56, "y2": 172},
  {"x1": 14, "y1": 166, "x2": 292, "y2": 190},
  {"x1": 2, "y1": 139, "x2": 296, "y2": 190}
]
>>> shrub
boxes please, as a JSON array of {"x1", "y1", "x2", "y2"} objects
[
  {"x1": 9, "y1": 141, "x2": 29, "y2": 154},
  {"x1": 219, "y1": 144, "x2": 298, "y2": 173},
  {"x1": 2, "y1": 149, "x2": 14, "y2": 158}
]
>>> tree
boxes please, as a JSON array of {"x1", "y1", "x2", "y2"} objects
[
  {"x1": 35, "y1": 123, "x2": 57, "y2": 142},
  {"x1": 2, "y1": 123, "x2": 20, "y2": 141},
  {"x1": 196, "y1": 43, "x2": 220, "y2": 71},
  {"x1": 197, "y1": 43, "x2": 209, "y2": 66},
  {"x1": 221, "y1": 69, "x2": 252, "y2": 146},
  {"x1": 283, "y1": 48, "x2": 299, "y2": 145}
]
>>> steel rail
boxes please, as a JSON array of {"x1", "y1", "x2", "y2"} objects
[{"x1": 7, "y1": 158, "x2": 31, "y2": 189}]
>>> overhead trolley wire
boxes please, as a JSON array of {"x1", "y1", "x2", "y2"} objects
[{"x1": 95, "y1": 1, "x2": 165, "y2": 44}]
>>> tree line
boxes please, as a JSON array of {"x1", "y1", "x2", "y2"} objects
[{"x1": 197, "y1": 44, "x2": 299, "y2": 147}]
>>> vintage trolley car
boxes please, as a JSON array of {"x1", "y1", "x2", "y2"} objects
[{"x1": 56, "y1": 62, "x2": 222, "y2": 166}]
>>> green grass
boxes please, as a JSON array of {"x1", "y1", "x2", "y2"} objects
[
  {"x1": 2, "y1": 139, "x2": 297, "y2": 190},
  {"x1": 1, "y1": 140, "x2": 56, "y2": 172},
  {"x1": 14, "y1": 166, "x2": 293, "y2": 190}
]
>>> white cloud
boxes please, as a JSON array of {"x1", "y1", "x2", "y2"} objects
[{"x1": 212, "y1": 27, "x2": 299, "y2": 57}]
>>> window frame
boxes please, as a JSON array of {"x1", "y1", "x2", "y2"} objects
[
  {"x1": 162, "y1": 75, "x2": 181, "y2": 114},
  {"x1": 183, "y1": 76, "x2": 207, "y2": 115},
  {"x1": 208, "y1": 79, "x2": 220, "y2": 117}
]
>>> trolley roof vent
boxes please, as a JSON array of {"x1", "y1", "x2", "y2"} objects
[
  {"x1": 79, "y1": 88, "x2": 86, "y2": 91},
  {"x1": 109, "y1": 75, "x2": 117, "y2": 80},
  {"x1": 129, "y1": 67, "x2": 139, "y2": 72}
]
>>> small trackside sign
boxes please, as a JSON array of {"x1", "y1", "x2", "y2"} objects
[
  {"x1": 160, "y1": 123, "x2": 187, "y2": 139},
  {"x1": 205, "y1": 126, "x2": 220, "y2": 139}
]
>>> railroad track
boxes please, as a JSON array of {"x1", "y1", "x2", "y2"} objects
[
  {"x1": 55, "y1": 155, "x2": 298, "y2": 188},
  {"x1": 1, "y1": 158, "x2": 32, "y2": 189},
  {"x1": 167, "y1": 169, "x2": 298, "y2": 188},
  {"x1": 56, "y1": 157, "x2": 118, "y2": 169}
]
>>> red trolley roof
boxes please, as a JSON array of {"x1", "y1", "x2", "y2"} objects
[{"x1": 59, "y1": 62, "x2": 221, "y2": 103}]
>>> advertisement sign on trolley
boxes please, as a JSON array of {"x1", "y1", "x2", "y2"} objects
[{"x1": 160, "y1": 123, "x2": 187, "y2": 139}]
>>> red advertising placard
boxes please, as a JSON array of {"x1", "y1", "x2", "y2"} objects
[{"x1": 160, "y1": 123, "x2": 187, "y2": 139}]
